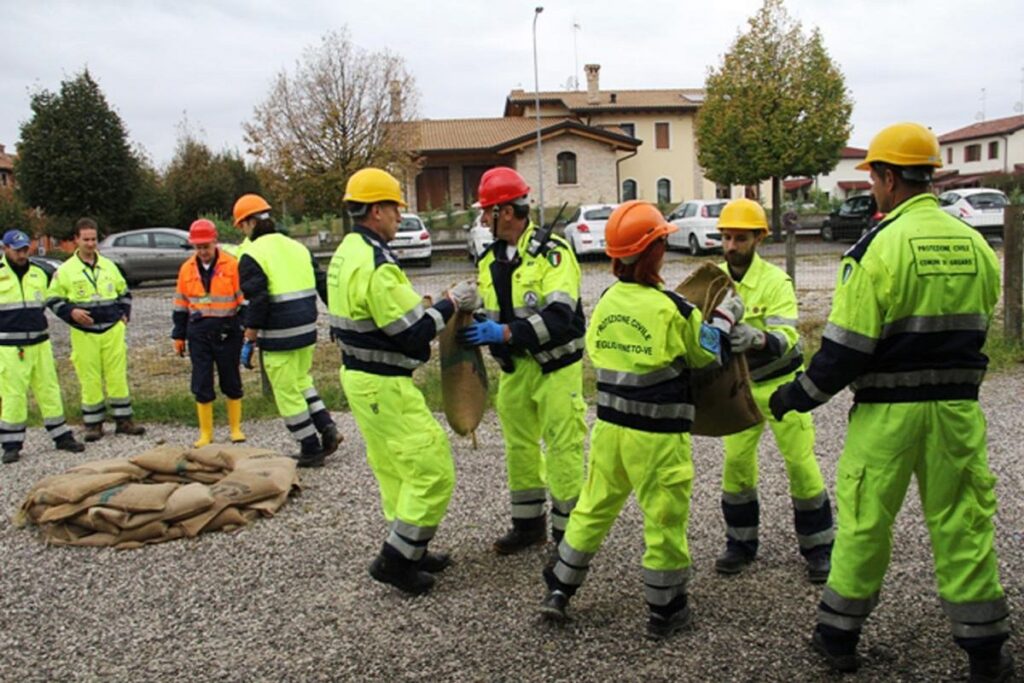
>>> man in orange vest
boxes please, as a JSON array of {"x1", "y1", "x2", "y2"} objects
[{"x1": 172, "y1": 219, "x2": 246, "y2": 447}]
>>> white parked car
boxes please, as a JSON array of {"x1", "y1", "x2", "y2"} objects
[
  {"x1": 938, "y1": 188, "x2": 1008, "y2": 238},
  {"x1": 465, "y1": 211, "x2": 494, "y2": 262},
  {"x1": 388, "y1": 214, "x2": 432, "y2": 267},
  {"x1": 666, "y1": 200, "x2": 726, "y2": 255},
  {"x1": 562, "y1": 204, "x2": 617, "y2": 258}
]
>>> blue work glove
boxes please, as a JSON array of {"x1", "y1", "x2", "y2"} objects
[
  {"x1": 240, "y1": 340, "x2": 255, "y2": 369},
  {"x1": 768, "y1": 386, "x2": 791, "y2": 421},
  {"x1": 457, "y1": 319, "x2": 507, "y2": 347}
]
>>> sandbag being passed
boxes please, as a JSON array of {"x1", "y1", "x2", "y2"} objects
[
  {"x1": 675, "y1": 262, "x2": 762, "y2": 436},
  {"x1": 438, "y1": 309, "x2": 489, "y2": 437}
]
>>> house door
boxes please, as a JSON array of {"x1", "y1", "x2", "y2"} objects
[{"x1": 416, "y1": 167, "x2": 449, "y2": 212}]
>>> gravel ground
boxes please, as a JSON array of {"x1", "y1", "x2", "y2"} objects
[{"x1": 1, "y1": 365, "x2": 1022, "y2": 682}]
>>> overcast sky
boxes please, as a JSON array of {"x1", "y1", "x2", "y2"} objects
[{"x1": 3, "y1": 0, "x2": 1023, "y2": 168}]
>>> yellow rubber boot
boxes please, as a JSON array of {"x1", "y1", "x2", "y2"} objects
[
  {"x1": 194, "y1": 402, "x2": 214, "y2": 448},
  {"x1": 227, "y1": 398, "x2": 246, "y2": 443}
]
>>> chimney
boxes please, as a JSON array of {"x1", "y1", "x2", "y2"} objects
[
  {"x1": 584, "y1": 64, "x2": 601, "y2": 105},
  {"x1": 389, "y1": 80, "x2": 402, "y2": 121},
  {"x1": 610, "y1": 93, "x2": 617, "y2": 104}
]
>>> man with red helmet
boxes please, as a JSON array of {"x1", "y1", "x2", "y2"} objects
[
  {"x1": 172, "y1": 219, "x2": 246, "y2": 447},
  {"x1": 458, "y1": 167, "x2": 587, "y2": 554}
]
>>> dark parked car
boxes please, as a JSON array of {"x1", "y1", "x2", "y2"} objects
[
  {"x1": 98, "y1": 227, "x2": 192, "y2": 285},
  {"x1": 821, "y1": 195, "x2": 882, "y2": 242}
]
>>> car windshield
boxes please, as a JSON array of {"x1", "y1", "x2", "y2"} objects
[
  {"x1": 583, "y1": 207, "x2": 614, "y2": 220},
  {"x1": 705, "y1": 203, "x2": 726, "y2": 218},
  {"x1": 966, "y1": 193, "x2": 1007, "y2": 210},
  {"x1": 398, "y1": 217, "x2": 424, "y2": 232}
]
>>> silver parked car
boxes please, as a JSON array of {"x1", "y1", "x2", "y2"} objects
[
  {"x1": 99, "y1": 227, "x2": 192, "y2": 285},
  {"x1": 938, "y1": 188, "x2": 1008, "y2": 238},
  {"x1": 666, "y1": 200, "x2": 726, "y2": 255},
  {"x1": 465, "y1": 211, "x2": 494, "y2": 263},
  {"x1": 562, "y1": 204, "x2": 618, "y2": 258},
  {"x1": 388, "y1": 214, "x2": 433, "y2": 267}
]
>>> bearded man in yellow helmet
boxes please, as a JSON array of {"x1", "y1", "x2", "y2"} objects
[
  {"x1": 328, "y1": 168, "x2": 479, "y2": 596},
  {"x1": 770, "y1": 122, "x2": 1012, "y2": 681},
  {"x1": 711, "y1": 198, "x2": 834, "y2": 584}
]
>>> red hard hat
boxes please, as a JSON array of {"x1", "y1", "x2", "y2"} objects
[
  {"x1": 476, "y1": 167, "x2": 530, "y2": 209},
  {"x1": 188, "y1": 219, "x2": 218, "y2": 245}
]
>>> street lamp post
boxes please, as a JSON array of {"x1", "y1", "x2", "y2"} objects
[{"x1": 533, "y1": 6, "x2": 545, "y2": 227}]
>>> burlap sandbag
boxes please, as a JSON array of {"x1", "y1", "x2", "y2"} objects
[
  {"x1": 39, "y1": 482, "x2": 178, "y2": 523},
  {"x1": 675, "y1": 262, "x2": 763, "y2": 436},
  {"x1": 23, "y1": 471, "x2": 134, "y2": 507},
  {"x1": 439, "y1": 310, "x2": 489, "y2": 437},
  {"x1": 67, "y1": 458, "x2": 148, "y2": 479},
  {"x1": 130, "y1": 444, "x2": 220, "y2": 474}
]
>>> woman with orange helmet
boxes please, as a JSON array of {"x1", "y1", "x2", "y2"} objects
[{"x1": 539, "y1": 200, "x2": 744, "y2": 639}]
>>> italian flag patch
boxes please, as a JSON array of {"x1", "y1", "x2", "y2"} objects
[{"x1": 547, "y1": 251, "x2": 562, "y2": 267}]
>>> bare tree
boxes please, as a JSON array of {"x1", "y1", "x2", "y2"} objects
[{"x1": 244, "y1": 28, "x2": 420, "y2": 218}]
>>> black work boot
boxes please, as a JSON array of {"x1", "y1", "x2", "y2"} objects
[
  {"x1": 811, "y1": 628, "x2": 859, "y2": 673},
  {"x1": 54, "y1": 434, "x2": 85, "y2": 453},
  {"x1": 494, "y1": 516, "x2": 547, "y2": 555},
  {"x1": 806, "y1": 551, "x2": 831, "y2": 585},
  {"x1": 715, "y1": 545, "x2": 755, "y2": 575},
  {"x1": 419, "y1": 551, "x2": 452, "y2": 574},
  {"x1": 369, "y1": 546, "x2": 436, "y2": 596},
  {"x1": 82, "y1": 423, "x2": 104, "y2": 443},
  {"x1": 647, "y1": 604, "x2": 693, "y2": 640},
  {"x1": 2, "y1": 447, "x2": 20, "y2": 464},
  {"x1": 969, "y1": 648, "x2": 1015, "y2": 682},
  {"x1": 115, "y1": 418, "x2": 145, "y2": 436},
  {"x1": 539, "y1": 590, "x2": 570, "y2": 622},
  {"x1": 294, "y1": 436, "x2": 324, "y2": 468},
  {"x1": 319, "y1": 424, "x2": 342, "y2": 458}
]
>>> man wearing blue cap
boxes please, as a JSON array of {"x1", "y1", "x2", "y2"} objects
[{"x1": 0, "y1": 229, "x2": 85, "y2": 462}]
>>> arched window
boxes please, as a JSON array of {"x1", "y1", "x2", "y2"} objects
[
  {"x1": 657, "y1": 178, "x2": 671, "y2": 205},
  {"x1": 557, "y1": 152, "x2": 577, "y2": 185},
  {"x1": 622, "y1": 179, "x2": 637, "y2": 201}
]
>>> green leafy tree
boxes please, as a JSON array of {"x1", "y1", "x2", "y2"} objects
[
  {"x1": 123, "y1": 154, "x2": 177, "y2": 228},
  {"x1": 696, "y1": 0, "x2": 853, "y2": 238},
  {"x1": 244, "y1": 27, "x2": 420, "y2": 217},
  {"x1": 15, "y1": 69, "x2": 139, "y2": 232},
  {"x1": 164, "y1": 123, "x2": 262, "y2": 226}
]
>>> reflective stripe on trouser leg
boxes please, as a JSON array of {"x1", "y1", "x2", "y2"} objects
[
  {"x1": 722, "y1": 488, "x2": 759, "y2": 556},
  {"x1": 550, "y1": 495, "x2": 577, "y2": 534},
  {"x1": 0, "y1": 345, "x2": 30, "y2": 448},
  {"x1": 302, "y1": 386, "x2": 333, "y2": 433},
  {"x1": 511, "y1": 488, "x2": 546, "y2": 520},
  {"x1": 99, "y1": 323, "x2": 130, "y2": 417},
  {"x1": 551, "y1": 539, "x2": 596, "y2": 592},
  {"x1": 943, "y1": 598, "x2": 1011, "y2": 641},
  {"x1": 496, "y1": 357, "x2": 585, "y2": 512},
  {"x1": 29, "y1": 342, "x2": 70, "y2": 440},
  {"x1": 263, "y1": 347, "x2": 317, "y2": 441},
  {"x1": 818, "y1": 585, "x2": 878, "y2": 634},
  {"x1": 342, "y1": 367, "x2": 455, "y2": 533},
  {"x1": 644, "y1": 567, "x2": 691, "y2": 608},
  {"x1": 793, "y1": 491, "x2": 834, "y2": 558},
  {"x1": 386, "y1": 519, "x2": 438, "y2": 562}
]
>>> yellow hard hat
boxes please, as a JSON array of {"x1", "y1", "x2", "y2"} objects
[
  {"x1": 344, "y1": 168, "x2": 406, "y2": 206},
  {"x1": 717, "y1": 198, "x2": 768, "y2": 231},
  {"x1": 856, "y1": 122, "x2": 942, "y2": 171}
]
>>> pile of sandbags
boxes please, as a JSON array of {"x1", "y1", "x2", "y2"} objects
[
  {"x1": 15, "y1": 444, "x2": 300, "y2": 549},
  {"x1": 675, "y1": 262, "x2": 763, "y2": 436}
]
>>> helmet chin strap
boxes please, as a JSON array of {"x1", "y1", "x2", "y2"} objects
[{"x1": 490, "y1": 205, "x2": 501, "y2": 239}]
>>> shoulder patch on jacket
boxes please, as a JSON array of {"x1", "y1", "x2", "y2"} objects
[{"x1": 661, "y1": 289, "x2": 695, "y2": 319}]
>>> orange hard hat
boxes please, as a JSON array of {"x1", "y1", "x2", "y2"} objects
[
  {"x1": 232, "y1": 194, "x2": 271, "y2": 226},
  {"x1": 188, "y1": 219, "x2": 218, "y2": 245},
  {"x1": 605, "y1": 201, "x2": 677, "y2": 259},
  {"x1": 476, "y1": 167, "x2": 530, "y2": 209}
]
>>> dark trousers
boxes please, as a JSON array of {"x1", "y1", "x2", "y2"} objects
[{"x1": 188, "y1": 317, "x2": 243, "y2": 403}]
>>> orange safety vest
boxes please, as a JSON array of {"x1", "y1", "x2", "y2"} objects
[{"x1": 173, "y1": 251, "x2": 243, "y2": 319}]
